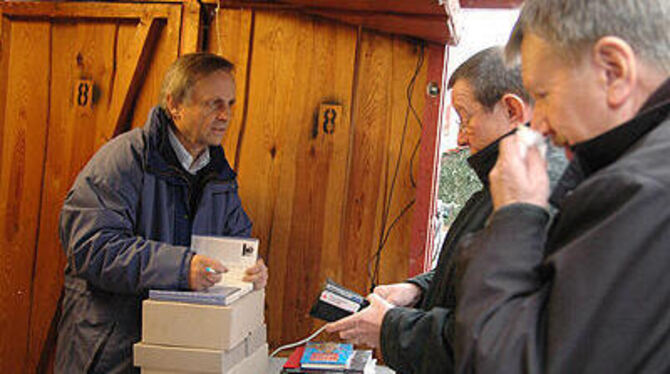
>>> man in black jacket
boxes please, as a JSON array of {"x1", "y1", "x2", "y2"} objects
[
  {"x1": 327, "y1": 47, "x2": 565, "y2": 373},
  {"x1": 455, "y1": 1, "x2": 670, "y2": 373}
]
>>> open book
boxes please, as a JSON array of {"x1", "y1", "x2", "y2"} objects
[{"x1": 149, "y1": 236, "x2": 259, "y2": 306}]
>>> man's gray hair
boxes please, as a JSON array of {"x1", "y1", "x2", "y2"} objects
[
  {"x1": 506, "y1": 0, "x2": 670, "y2": 73},
  {"x1": 448, "y1": 46, "x2": 529, "y2": 110},
  {"x1": 158, "y1": 53, "x2": 234, "y2": 110}
]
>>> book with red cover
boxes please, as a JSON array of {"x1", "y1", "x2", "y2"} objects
[{"x1": 282, "y1": 345, "x2": 306, "y2": 372}]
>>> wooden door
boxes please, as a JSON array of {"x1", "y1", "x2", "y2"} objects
[
  {"x1": 0, "y1": 2, "x2": 185, "y2": 372},
  {"x1": 209, "y1": 7, "x2": 443, "y2": 349}
]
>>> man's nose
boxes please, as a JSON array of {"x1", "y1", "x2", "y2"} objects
[
  {"x1": 530, "y1": 113, "x2": 549, "y2": 136},
  {"x1": 457, "y1": 128, "x2": 469, "y2": 147},
  {"x1": 216, "y1": 105, "x2": 231, "y2": 121}
]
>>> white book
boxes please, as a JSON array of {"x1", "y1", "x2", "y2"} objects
[
  {"x1": 149, "y1": 236, "x2": 259, "y2": 306},
  {"x1": 191, "y1": 235, "x2": 259, "y2": 297}
]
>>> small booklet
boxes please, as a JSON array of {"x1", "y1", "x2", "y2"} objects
[
  {"x1": 299, "y1": 342, "x2": 354, "y2": 370},
  {"x1": 283, "y1": 346, "x2": 373, "y2": 373},
  {"x1": 149, "y1": 285, "x2": 242, "y2": 306},
  {"x1": 149, "y1": 235, "x2": 259, "y2": 306}
]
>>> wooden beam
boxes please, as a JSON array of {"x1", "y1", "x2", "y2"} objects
[
  {"x1": 309, "y1": 10, "x2": 451, "y2": 45},
  {"x1": 0, "y1": 2, "x2": 171, "y2": 20},
  {"x1": 108, "y1": 17, "x2": 163, "y2": 138},
  {"x1": 205, "y1": 0, "x2": 457, "y2": 44},
  {"x1": 409, "y1": 44, "x2": 444, "y2": 276},
  {"x1": 180, "y1": 0, "x2": 202, "y2": 54}
]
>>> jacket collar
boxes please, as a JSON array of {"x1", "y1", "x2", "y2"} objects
[
  {"x1": 144, "y1": 107, "x2": 237, "y2": 182},
  {"x1": 570, "y1": 78, "x2": 670, "y2": 179},
  {"x1": 467, "y1": 129, "x2": 515, "y2": 185},
  {"x1": 550, "y1": 78, "x2": 670, "y2": 205}
]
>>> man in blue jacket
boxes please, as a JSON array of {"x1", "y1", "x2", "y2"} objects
[{"x1": 55, "y1": 53, "x2": 268, "y2": 373}]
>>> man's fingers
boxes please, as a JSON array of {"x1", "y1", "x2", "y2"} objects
[
  {"x1": 206, "y1": 272, "x2": 222, "y2": 284},
  {"x1": 326, "y1": 314, "x2": 357, "y2": 333}
]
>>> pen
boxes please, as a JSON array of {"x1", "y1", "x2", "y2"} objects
[{"x1": 205, "y1": 267, "x2": 220, "y2": 274}]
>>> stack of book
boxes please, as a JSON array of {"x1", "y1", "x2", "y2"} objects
[
  {"x1": 282, "y1": 342, "x2": 375, "y2": 373},
  {"x1": 134, "y1": 236, "x2": 268, "y2": 373}
]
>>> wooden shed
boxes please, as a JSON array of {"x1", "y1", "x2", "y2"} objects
[{"x1": 0, "y1": 0, "x2": 459, "y2": 372}]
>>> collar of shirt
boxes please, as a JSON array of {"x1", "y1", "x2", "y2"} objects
[{"x1": 167, "y1": 126, "x2": 210, "y2": 175}]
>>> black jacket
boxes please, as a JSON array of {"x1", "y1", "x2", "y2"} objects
[
  {"x1": 455, "y1": 79, "x2": 670, "y2": 374},
  {"x1": 380, "y1": 131, "x2": 567, "y2": 374},
  {"x1": 380, "y1": 140, "x2": 496, "y2": 374}
]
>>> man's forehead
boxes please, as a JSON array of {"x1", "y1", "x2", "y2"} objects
[
  {"x1": 451, "y1": 79, "x2": 475, "y2": 106},
  {"x1": 519, "y1": 33, "x2": 552, "y2": 86},
  {"x1": 190, "y1": 71, "x2": 235, "y2": 97}
]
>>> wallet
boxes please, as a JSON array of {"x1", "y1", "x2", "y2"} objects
[{"x1": 309, "y1": 278, "x2": 370, "y2": 322}]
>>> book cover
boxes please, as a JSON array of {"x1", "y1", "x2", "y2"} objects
[
  {"x1": 148, "y1": 285, "x2": 242, "y2": 306},
  {"x1": 300, "y1": 342, "x2": 354, "y2": 370}
]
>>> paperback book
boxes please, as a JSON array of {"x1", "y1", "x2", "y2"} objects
[
  {"x1": 300, "y1": 342, "x2": 354, "y2": 370},
  {"x1": 149, "y1": 235, "x2": 259, "y2": 306}
]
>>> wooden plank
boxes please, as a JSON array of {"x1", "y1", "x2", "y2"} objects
[
  {"x1": 409, "y1": 44, "x2": 444, "y2": 276},
  {"x1": 234, "y1": 10, "x2": 357, "y2": 348},
  {"x1": 206, "y1": 7, "x2": 254, "y2": 169},
  {"x1": 0, "y1": 19, "x2": 50, "y2": 374},
  {"x1": 209, "y1": 0, "x2": 445, "y2": 15},
  {"x1": 209, "y1": 0, "x2": 456, "y2": 44},
  {"x1": 0, "y1": 15, "x2": 9, "y2": 180},
  {"x1": 106, "y1": 17, "x2": 163, "y2": 139},
  {"x1": 130, "y1": 5, "x2": 182, "y2": 129},
  {"x1": 26, "y1": 20, "x2": 120, "y2": 374},
  {"x1": 309, "y1": 10, "x2": 450, "y2": 45},
  {"x1": 375, "y1": 37, "x2": 428, "y2": 285},
  {"x1": 0, "y1": 2, "x2": 171, "y2": 20},
  {"x1": 179, "y1": 0, "x2": 202, "y2": 54},
  {"x1": 340, "y1": 30, "x2": 394, "y2": 296}
]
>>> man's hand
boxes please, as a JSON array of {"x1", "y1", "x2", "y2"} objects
[
  {"x1": 243, "y1": 258, "x2": 268, "y2": 290},
  {"x1": 490, "y1": 134, "x2": 550, "y2": 211},
  {"x1": 189, "y1": 254, "x2": 227, "y2": 291},
  {"x1": 325, "y1": 294, "x2": 394, "y2": 348},
  {"x1": 374, "y1": 283, "x2": 422, "y2": 307}
]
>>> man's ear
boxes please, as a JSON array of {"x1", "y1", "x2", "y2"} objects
[
  {"x1": 500, "y1": 93, "x2": 528, "y2": 128},
  {"x1": 592, "y1": 36, "x2": 636, "y2": 108},
  {"x1": 166, "y1": 94, "x2": 182, "y2": 121}
]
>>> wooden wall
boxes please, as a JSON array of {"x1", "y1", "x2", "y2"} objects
[
  {"x1": 0, "y1": 3, "x2": 184, "y2": 373},
  {"x1": 0, "y1": 1, "x2": 444, "y2": 372},
  {"x1": 208, "y1": 7, "x2": 441, "y2": 348}
]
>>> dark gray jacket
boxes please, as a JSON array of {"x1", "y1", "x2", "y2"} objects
[
  {"x1": 455, "y1": 80, "x2": 670, "y2": 373},
  {"x1": 55, "y1": 107, "x2": 251, "y2": 374},
  {"x1": 381, "y1": 132, "x2": 567, "y2": 374}
]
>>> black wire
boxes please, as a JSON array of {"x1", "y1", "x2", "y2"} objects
[{"x1": 369, "y1": 42, "x2": 426, "y2": 292}]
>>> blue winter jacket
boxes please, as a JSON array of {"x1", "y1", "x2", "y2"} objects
[{"x1": 54, "y1": 107, "x2": 252, "y2": 374}]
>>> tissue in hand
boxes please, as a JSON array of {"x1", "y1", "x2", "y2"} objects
[{"x1": 516, "y1": 125, "x2": 546, "y2": 159}]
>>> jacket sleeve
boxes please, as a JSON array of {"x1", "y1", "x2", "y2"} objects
[
  {"x1": 406, "y1": 270, "x2": 435, "y2": 296},
  {"x1": 59, "y1": 147, "x2": 192, "y2": 295},
  {"x1": 381, "y1": 305, "x2": 454, "y2": 374},
  {"x1": 454, "y1": 173, "x2": 670, "y2": 374}
]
